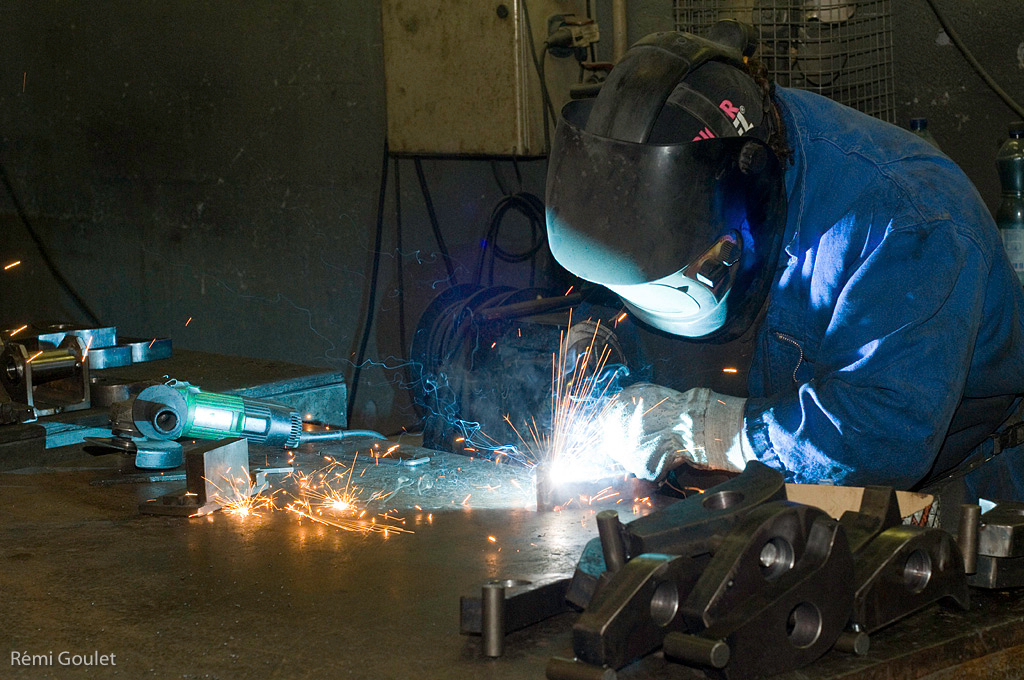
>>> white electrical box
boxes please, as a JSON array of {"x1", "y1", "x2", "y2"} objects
[{"x1": 381, "y1": 0, "x2": 594, "y2": 156}]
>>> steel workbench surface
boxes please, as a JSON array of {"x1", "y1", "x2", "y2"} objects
[{"x1": 3, "y1": 440, "x2": 1024, "y2": 680}]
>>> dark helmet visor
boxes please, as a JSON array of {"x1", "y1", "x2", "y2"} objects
[{"x1": 546, "y1": 98, "x2": 786, "y2": 288}]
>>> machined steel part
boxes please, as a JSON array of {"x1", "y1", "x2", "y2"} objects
[
  {"x1": 543, "y1": 469, "x2": 971, "y2": 676},
  {"x1": 848, "y1": 524, "x2": 969, "y2": 634},
  {"x1": 0, "y1": 336, "x2": 91, "y2": 415},
  {"x1": 567, "y1": 461, "x2": 786, "y2": 608},
  {"x1": 122, "y1": 336, "x2": 173, "y2": 363},
  {"x1": 968, "y1": 500, "x2": 1024, "y2": 588},
  {"x1": 572, "y1": 553, "x2": 697, "y2": 668},
  {"x1": 959, "y1": 503, "x2": 981, "y2": 575},
  {"x1": 460, "y1": 576, "x2": 573, "y2": 653},
  {"x1": 568, "y1": 499, "x2": 855, "y2": 677},
  {"x1": 835, "y1": 486, "x2": 970, "y2": 635},
  {"x1": 86, "y1": 345, "x2": 133, "y2": 369},
  {"x1": 35, "y1": 324, "x2": 118, "y2": 351},
  {"x1": 482, "y1": 583, "x2": 506, "y2": 657},
  {"x1": 674, "y1": 501, "x2": 854, "y2": 679},
  {"x1": 33, "y1": 325, "x2": 172, "y2": 369}
]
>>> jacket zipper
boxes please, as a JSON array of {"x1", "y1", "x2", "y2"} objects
[{"x1": 775, "y1": 331, "x2": 804, "y2": 383}]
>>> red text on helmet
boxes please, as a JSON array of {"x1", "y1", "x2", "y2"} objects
[{"x1": 719, "y1": 100, "x2": 753, "y2": 135}]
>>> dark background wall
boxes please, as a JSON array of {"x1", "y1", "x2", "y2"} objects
[{"x1": 1, "y1": 1, "x2": 1021, "y2": 433}]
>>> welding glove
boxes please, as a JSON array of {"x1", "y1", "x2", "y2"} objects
[{"x1": 608, "y1": 382, "x2": 757, "y2": 481}]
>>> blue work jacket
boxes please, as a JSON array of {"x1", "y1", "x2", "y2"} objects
[{"x1": 745, "y1": 87, "x2": 1024, "y2": 502}]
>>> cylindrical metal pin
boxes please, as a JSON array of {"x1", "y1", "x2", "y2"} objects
[
  {"x1": 833, "y1": 630, "x2": 870, "y2": 656},
  {"x1": 545, "y1": 657, "x2": 617, "y2": 680},
  {"x1": 596, "y1": 510, "x2": 627, "y2": 573},
  {"x1": 958, "y1": 503, "x2": 981, "y2": 575},
  {"x1": 481, "y1": 583, "x2": 506, "y2": 658},
  {"x1": 663, "y1": 632, "x2": 730, "y2": 669}
]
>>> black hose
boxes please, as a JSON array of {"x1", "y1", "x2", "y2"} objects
[
  {"x1": 474, "y1": 193, "x2": 547, "y2": 286},
  {"x1": 394, "y1": 159, "x2": 407, "y2": 359},
  {"x1": 347, "y1": 140, "x2": 389, "y2": 420},
  {"x1": 923, "y1": 0, "x2": 1024, "y2": 120},
  {"x1": 413, "y1": 158, "x2": 457, "y2": 285},
  {"x1": 0, "y1": 159, "x2": 103, "y2": 325}
]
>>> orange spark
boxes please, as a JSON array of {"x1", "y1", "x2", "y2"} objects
[
  {"x1": 185, "y1": 317, "x2": 192, "y2": 326},
  {"x1": 722, "y1": 367, "x2": 738, "y2": 374},
  {"x1": 487, "y1": 536, "x2": 497, "y2": 543},
  {"x1": 4, "y1": 261, "x2": 21, "y2": 270},
  {"x1": 149, "y1": 338, "x2": 157, "y2": 348},
  {"x1": 26, "y1": 350, "x2": 43, "y2": 363},
  {"x1": 10, "y1": 324, "x2": 28, "y2": 337}
]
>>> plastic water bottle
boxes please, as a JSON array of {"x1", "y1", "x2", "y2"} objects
[
  {"x1": 997, "y1": 122, "x2": 1024, "y2": 286},
  {"x1": 909, "y1": 118, "x2": 941, "y2": 149}
]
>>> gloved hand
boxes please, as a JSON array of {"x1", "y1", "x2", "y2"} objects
[{"x1": 605, "y1": 382, "x2": 757, "y2": 481}]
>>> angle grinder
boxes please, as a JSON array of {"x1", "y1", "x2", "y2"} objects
[
  {"x1": 132, "y1": 381, "x2": 304, "y2": 447},
  {"x1": 88, "y1": 380, "x2": 388, "y2": 470}
]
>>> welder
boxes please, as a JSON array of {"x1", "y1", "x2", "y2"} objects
[{"x1": 544, "y1": 21, "x2": 1024, "y2": 509}]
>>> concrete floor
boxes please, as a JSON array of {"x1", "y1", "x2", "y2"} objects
[{"x1": 4, "y1": 442, "x2": 1024, "y2": 680}]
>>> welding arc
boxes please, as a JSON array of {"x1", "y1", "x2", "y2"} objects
[{"x1": 0, "y1": 159, "x2": 103, "y2": 325}]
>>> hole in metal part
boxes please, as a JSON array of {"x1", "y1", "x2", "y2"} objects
[
  {"x1": 903, "y1": 549, "x2": 932, "y2": 594},
  {"x1": 702, "y1": 490, "x2": 744, "y2": 510},
  {"x1": 786, "y1": 602, "x2": 822, "y2": 649},
  {"x1": 759, "y1": 537, "x2": 796, "y2": 580},
  {"x1": 650, "y1": 581, "x2": 680, "y2": 627},
  {"x1": 3, "y1": 356, "x2": 21, "y2": 384}
]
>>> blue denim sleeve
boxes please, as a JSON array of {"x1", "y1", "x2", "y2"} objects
[{"x1": 744, "y1": 222, "x2": 989, "y2": 488}]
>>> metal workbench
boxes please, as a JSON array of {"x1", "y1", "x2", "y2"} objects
[
  {"x1": 2, "y1": 355, "x2": 1024, "y2": 679},
  {"x1": 3, "y1": 439, "x2": 1024, "y2": 680}
]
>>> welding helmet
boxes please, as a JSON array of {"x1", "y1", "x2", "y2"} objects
[{"x1": 545, "y1": 23, "x2": 787, "y2": 340}]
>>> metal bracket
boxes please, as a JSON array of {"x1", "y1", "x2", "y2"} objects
[
  {"x1": 0, "y1": 336, "x2": 91, "y2": 416},
  {"x1": 139, "y1": 438, "x2": 266, "y2": 516}
]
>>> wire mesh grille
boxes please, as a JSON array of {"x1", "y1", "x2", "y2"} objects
[{"x1": 675, "y1": 1, "x2": 896, "y2": 122}]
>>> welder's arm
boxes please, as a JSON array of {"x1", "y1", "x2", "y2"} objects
[
  {"x1": 744, "y1": 224, "x2": 989, "y2": 489},
  {"x1": 608, "y1": 382, "x2": 757, "y2": 480}
]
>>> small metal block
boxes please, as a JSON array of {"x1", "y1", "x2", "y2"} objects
[{"x1": 139, "y1": 438, "x2": 263, "y2": 516}]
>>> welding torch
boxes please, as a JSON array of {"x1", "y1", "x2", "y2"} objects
[{"x1": 131, "y1": 381, "x2": 385, "y2": 447}]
